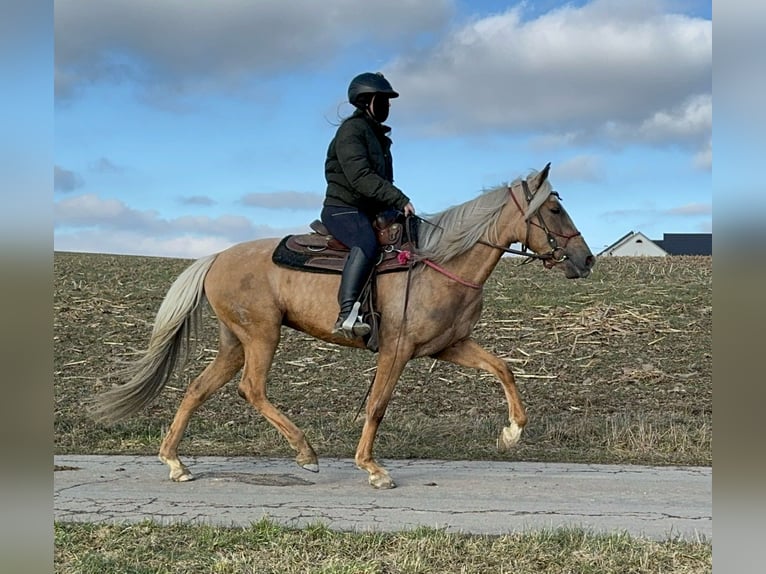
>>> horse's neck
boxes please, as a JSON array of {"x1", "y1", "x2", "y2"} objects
[
  {"x1": 438, "y1": 243, "x2": 497, "y2": 286},
  {"x1": 446, "y1": 207, "x2": 524, "y2": 286}
]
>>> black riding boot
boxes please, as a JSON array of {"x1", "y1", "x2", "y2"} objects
[{"x1": 333, "y1": 246, "x2": 374, "y2": 338}]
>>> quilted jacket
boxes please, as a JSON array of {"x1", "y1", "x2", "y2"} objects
[{"x1": 324, "y1": 109, "x2": 410, "y2": 216}]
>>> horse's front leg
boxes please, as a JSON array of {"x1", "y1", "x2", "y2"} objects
[
  {"x1": 433, "y1": 337, "x2": 528, "y2": 451},
  {"x1": 355, "y1": 350, "x2": 411, "y2": 489}
]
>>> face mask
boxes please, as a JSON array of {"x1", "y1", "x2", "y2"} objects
[{"x1": 369, "y1": 95, "x2": 390, "y2": 123}]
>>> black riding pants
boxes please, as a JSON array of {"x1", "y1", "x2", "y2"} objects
[{"x1": 320, "y1": 204, "x2": 378, "y2": 260}]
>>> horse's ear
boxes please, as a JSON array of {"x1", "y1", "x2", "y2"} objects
[
  {"x1": 539, "y1": 162, "x2": 551, "y2": 184},
  {"x1": 529, "y1": 162, "x2": 551, "y2": 191}
]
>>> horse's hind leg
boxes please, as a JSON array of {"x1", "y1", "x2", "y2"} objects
[
  {"x1": 158, "y1": 323, "x2": 244, "y2": 482},
  {"x1": 433, "y1": 337, "x2": 528, "y2": 451},
  {"x1": 237, "y1": 326, "x2": 319, "y2": 472}
]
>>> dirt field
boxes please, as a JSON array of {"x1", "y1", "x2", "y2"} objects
[{"x1": 54, "y1": 252, "x2": 712, "y2": 466}]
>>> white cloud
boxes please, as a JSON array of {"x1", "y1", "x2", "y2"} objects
[
  {"x1": 602, "y1": 201, "x2": 712, "y2": 226},
  {"x1": 54, "y1": 0, "x2": 711, "y2": 156},
  {"x1": 388, "y1": 0, "x2": 710, "y2": 154},
  {"x1": 664, "y1": 203, "x2": 712, "y2": 216},
  {"x1": 54, "y1": 229, "x2": 237, "y2": 259},
  {"x1": 54, "y1": 193, "x2": 309, "y2": 256},
  {"x1": 636, "y1": 94, "x2": 711, "y2": 144},
  {"x1": 55, "y1": 194, "x2": 159, "y2": 229},
  {"x1": 598, "y1": 94, "x2": 712, "y2": 169},
  {"x1": 54, "y1": 0, "x2": 452, "y2": 101}
]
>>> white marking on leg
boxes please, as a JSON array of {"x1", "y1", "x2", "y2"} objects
[{"x1": 498, "y1": 420, "x2": 523, "y2": 451}]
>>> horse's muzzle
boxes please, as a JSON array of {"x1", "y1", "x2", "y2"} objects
[{"x1": 561, "y1": 253, "x2": 595, "y2": 278}]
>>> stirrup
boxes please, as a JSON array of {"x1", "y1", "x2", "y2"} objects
[{"x1": 333, "y1": 302, "x2": 371, "y2": 338}]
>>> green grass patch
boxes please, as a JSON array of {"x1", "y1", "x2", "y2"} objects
[{"x1": 55, "y1": 519, "x2": 711, "y2": 574}]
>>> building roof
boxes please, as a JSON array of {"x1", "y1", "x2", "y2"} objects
[
  {"x1": 653, "y1": 233, "x2": 712, "y2": 256},
  {"x1": 598, "y1": 231, "x2": 668, "y2": 256},
  {"x1": 599, "y1": 231, "x2": 712, "y2": 257}
]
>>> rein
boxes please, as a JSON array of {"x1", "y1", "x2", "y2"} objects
[
  {"x1": 420, "y1": 258, "x2": 482, "y2": 289},
  {"x1": 395, "y1": 246, "x2": 483, "y2": 289}
]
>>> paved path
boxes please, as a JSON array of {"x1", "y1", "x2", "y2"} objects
[{"x1": 54, "y1": 455, "x2": 711, "y2": 541}]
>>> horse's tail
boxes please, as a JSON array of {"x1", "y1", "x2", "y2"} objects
[{"x1": 89, "y1": 253, "x2": 219, "y2": 424}]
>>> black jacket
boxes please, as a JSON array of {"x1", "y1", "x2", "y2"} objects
[{"x1": 324, "y1": 109, "x2": 410, "y2": 216}]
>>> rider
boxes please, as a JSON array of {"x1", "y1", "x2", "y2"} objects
[{"x1": 321, "y1": 72, "x2": 416, "y2": 338}]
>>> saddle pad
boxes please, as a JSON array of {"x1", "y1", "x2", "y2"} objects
[{"x1": 272, "y1": 236, "x2": 341, "y2": 273}]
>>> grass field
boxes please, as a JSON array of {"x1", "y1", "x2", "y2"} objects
[
  {"x1": 54, "y1": 252, "x2": 712, "y2": 466},
  {"x1": 54, "y1": 252, "x2": 712, "y2": 572},
  {"x1": 54, "y1": 519, "x2": 711, "y2": 574}
]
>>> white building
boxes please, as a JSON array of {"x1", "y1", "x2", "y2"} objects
[{"x1": 598, "y1": 231, "x2": 668, "y2": 257}]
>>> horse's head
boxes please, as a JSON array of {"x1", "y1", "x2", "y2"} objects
[{"x1": 514, "y1": 164, "x2": 595, "y2": 278}]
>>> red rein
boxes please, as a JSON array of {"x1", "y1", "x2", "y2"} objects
[{"x1": 398, "y1": 249, "x2": 482, "y2": 290}]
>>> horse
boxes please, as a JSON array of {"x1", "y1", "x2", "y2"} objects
[{"x1": 91, "y1": 163, "x2": 595, "y2": 489}]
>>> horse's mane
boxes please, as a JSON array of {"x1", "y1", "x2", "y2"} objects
[{"x1": 416, "y1": 170, "x2": 551, "y2": 264}]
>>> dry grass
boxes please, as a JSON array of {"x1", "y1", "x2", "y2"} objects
[{"x1": 54, "y1": 252, "x2": 712, "y2": 466}]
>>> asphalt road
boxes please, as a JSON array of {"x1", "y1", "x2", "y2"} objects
[{"x1": 54, "y1": 455, "x2": 711, "y2": 541}]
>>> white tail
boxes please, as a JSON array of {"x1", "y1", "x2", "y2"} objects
[{"x1": 89, "y1": 253, "x2": 218, "y2": 424}]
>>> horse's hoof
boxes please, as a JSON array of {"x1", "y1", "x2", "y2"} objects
[
  {"x1": 369, "y1": 473, "x2": 396, "y2": 489},
  {"x1": 296, "y1": 452, "x2": 319, "y2": 473},
  {"x1": 161, "y1": 455, "x2": 195, "y2": 482},
  {"x1": 170, "y1": 469, "x2": 195, "y2": 482},
  {"x1": 497, "y1": 421, "x2": 523, "y2": 452}
]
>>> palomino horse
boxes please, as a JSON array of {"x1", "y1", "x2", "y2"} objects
[{"x1": 91, "y1": 163, "x2": 595, "y2": 489}]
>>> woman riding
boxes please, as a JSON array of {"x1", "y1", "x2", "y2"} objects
[{"x1": 321, "y1": 72, "x2": 416, "y2": 338}]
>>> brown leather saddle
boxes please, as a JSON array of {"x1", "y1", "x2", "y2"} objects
[
  {"x1": 271, "y1": 214, "x2": 418, "y2": 352},
  {"x1": 272, "y1": 213, "x2": 417, "y2": 274}
]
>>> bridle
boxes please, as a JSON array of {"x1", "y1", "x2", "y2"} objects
[
  {"x1": 476, "y1": 179, "x2": 582, "y2": 265},
  {"x1": 405, "y1": 175, "x2": 583, "y2": 290}
]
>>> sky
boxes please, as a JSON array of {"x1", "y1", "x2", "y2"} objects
[{"x1": 53, "y1": 0, "x2": 712, "y2": 259}]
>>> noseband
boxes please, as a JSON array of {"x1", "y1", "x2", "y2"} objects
[{"x1": 478, "y1": 179, "x2": 581, "y2": 265}]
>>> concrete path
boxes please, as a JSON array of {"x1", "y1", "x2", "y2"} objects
[{"x1": 54, "y1": 455, "x2": 711, "y2": 541}]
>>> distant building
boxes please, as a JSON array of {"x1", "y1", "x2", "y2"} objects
[
  {"x1": 654, "y1": 233, "x2": 712, "y2": 256},
  {"x1": 599, "y1": 231, "x2": 668, "y2": 257},
  {"x1": 599, "y1": 232, "x2": 712, "y2": 257}
]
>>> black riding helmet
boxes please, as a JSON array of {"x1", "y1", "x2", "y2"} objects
[{"x1": 347, "y1": 72, "x2": 399, "y2": 108}]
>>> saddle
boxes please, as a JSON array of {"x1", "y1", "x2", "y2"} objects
[
  {"x1": 272, "y1": 213, "x2": 417, "y2": 275},
  {"x1": 271, "y1": 214, "x2": 418, "y2": 353}
]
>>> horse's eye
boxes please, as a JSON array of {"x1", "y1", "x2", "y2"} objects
[{"x1": 550, "y1": 206, "x2": 561, "y2": 215}]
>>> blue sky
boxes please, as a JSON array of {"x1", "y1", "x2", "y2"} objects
[{"x1": 53, "y1": 0, "x2": 712, "y2": 258}]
